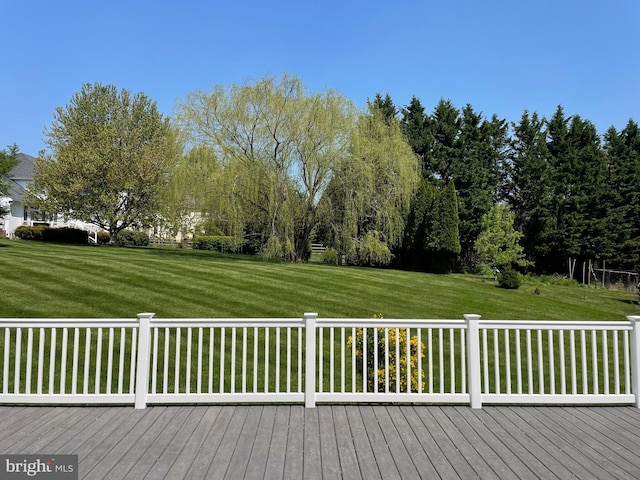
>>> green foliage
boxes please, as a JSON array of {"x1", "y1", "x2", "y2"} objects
[
  {"x1": 475, "y1": 204, "x2": 528, "y2": 270},
  {"x1": 346, "y1": 231, "x2": 393, "y2": 267},
  {"x1": 14, "y1": 226, "x2": 88, "y2": 244},
  {"x1": 0, "y1": 144, "x2": 19, "y2": 217},
  {"x1": 320, "y1": 249, "x2": 339, "y2": 265},
  {"x1": 174, "y1": 73, "x2": 356, "y2": 262},
  {"x1": 32, "y1": 83, "x2": 177, "y2": 241},
  {"x1": 497, "y1": 267, "x2": 522, "y2": 289},
  {"x1": 116, "y1": 230, "x2": 149, "y2": 247},
  {"x1": 403, "y1": 179, "x2": 460, "y2": 273},
  {"x1": 192, "y1": 235, "x2": 244, "y2": 253}
]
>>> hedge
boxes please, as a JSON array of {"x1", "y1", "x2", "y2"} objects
[
  {"x1": 192, "y1": 235, "x2": 244, "y2": 253},
  {"x1": 14, "y1": 225, "x2": 88, "y2": 244}
]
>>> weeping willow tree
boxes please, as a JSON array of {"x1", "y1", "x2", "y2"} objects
[
  {"x1": 322, "y1": 106, "x2": 420, "y2": 265},
  {"x1": 174, "y1": 74, "x2": 356, "y2": 260}
]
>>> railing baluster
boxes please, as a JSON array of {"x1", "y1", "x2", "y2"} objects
[
  {"x1": 72, "y1": 328, "x2": 79, "y2": 395},
  {"x1": 428, "y1": 328, "x2": 433, "y2": 394},
  {"x1": 298, "y1": 327, "x2": 302, "y2": 393},
  {"x1": 384, "y1": 328, "x2": 389, "y2": 394},
  {"x1": 3, "y1": 328, "x2": 10, "y2": 394},
  {"x1": 548, "y1": 330, "x2": 555, "y2": 395},
  {"x1": 329, "y1": 327, "x2": 334, "y2": 393},
  {"x1": 163, "y1": 328, "x2": 170, "y2": 394},
  {"x1": 351, "y1": 327, "x2": 356, "y2": 393},
  {"x1": 504, "y1": 330, "x2": 511, "y2": 394},
  {"x1": 450, "y1": 328, "x2": 455, "y2": 394},
  {"x1": 209, "y1": 327, "x2": 214, "y2": 394},
  {"x1": 537, "y1": 329, "x2": 543, "y2": 394},
  {"x1": 95, "y1": 328, "x2": 102, "y2": 394},
  {"x1": 186, "y1": 328, "x2": 192, "y2": 394},
  {"x1": 317, "y1": 327, "x2": 322, "y2": 393},
  {"x1": 286, "y1": 327, "x2": 291, "y2": 394},
  {"x1": 15, "y1": 328, "x2": 22, "y2": 394},
  {"x1": 438, "y1": 328, "x2": 444, "y2": 394},
  {"x1": 362, "y1": 327, "x2": 367, "y2": 393},
  {"x1": 60, "y1": 327, "x2": 69, "y2": 393},
  {"x1": 603, "y1": 330, "x2": 609, "y2": 395},
  {"x1": 406, "y1": 327, "x2": 410, "y2": 394},
  {"x1": 48, "y1": 328, "x2": 58, "y2": 395},
  {"x1": 395, "y1": 328, "x2": 400, "y2": 393},
  {"x1": 592, "y1": 330, "x2": 598, "y2": 395},
  {"x1": 197, "y1": 328, "x2": 203, "y2": 394},
  {"x1": 418, "y1": 328, "x2": 422, "y2": 394},
  {"x1": 526, "y1": 329, "x2": 532, "y2": 395},
  {"x1": 220, "y1": 327, "x2": 225, "y2": 393},
  {"x1": 253, "y1": 327, "x2": 258, "y2": 393},
  {"x1": 482, "y1": 329, "x2": 489, "y2": 393},
  {"x1": 515, "y1": 330, "x2": 522, "y2": 395},
  {"x1": 570, "y1": 329, "x2": 577, "y2": 395},
  {"x1": 461, "y1": 328, "x2": 466, "y2": 394},
  {"x1": 26, "y1": 328, "x2": 33, "y2": 395},
  {"x1": 263, "y1": 327, "x2": 268, "y2": 393},
  {"x1": 84, "y1": 329, "x2": 91, "y2": 395},
  {"x1": 106, "y1": 327, "x2": 114, "y2": 394},
  {"x1": 37, "y1": 328, "x2": 45, "y2": 395},
  {"x1": 341, "y1": 327, "x2": 345, "y2": 394},
  {"x1": 374, "y1": 328, "x2": 378, "y2": 393},
  {"x1": 118, "y1": 328, "x2": 126, "y2": 395},
  {"x1": 242, "y1": 327, "x2": 247, "y2": 394},
  {"x1": 175, "y1": 327, "x2": 181, "y2": 393},
  {"x1": 581, "y1": 330, "x2": 588, "y2": 394},
  {"x1": 493, "y1": 329, "x2": 499, "y2": 395},
  {"x1": 559, "y1": 330, "x2": 566, "y2": 395},
  {"x1": 613, "y1": 330, "x2": 620, "y2": 395},
  {"x1": 231, "y1": 327, "x2": 236, "y2": 394},
  {"x1": 624, "y1": 330, "x2": 630, "y2": 395}
]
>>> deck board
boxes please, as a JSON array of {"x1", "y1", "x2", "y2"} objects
[{"x1": 1, "y1": 404, "x2": 639, "y2": 479}]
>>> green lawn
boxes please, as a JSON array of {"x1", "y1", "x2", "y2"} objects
[{"x1": 0, "y1": 239, "x2": 638, "y2": 320}]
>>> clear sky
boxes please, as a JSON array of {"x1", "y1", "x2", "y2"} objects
[{"x1": 2, "y1": 0, "x2": 638, "y2": 156}]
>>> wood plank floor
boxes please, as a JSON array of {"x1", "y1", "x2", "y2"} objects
[{"x1": 1, "y1": 404, "x2": 639, "y2": 479}]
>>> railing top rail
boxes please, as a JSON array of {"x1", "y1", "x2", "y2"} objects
[
  {"x1": 478, "y1": 319, "x2": 632, "y2": 331},
  {"x1": 316, "y1": 318, "x2": 467, "y2": 328},
  {"x1": 0, "y1": 318, "x2": 139, "y2": 328},
  {"x1": 149, "y1": 318, "x2": 306, "y2": 328}
]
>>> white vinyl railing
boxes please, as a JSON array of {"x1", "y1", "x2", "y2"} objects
[{"x1": 1, "y1": 314, "x2": 639, "y2": 409}]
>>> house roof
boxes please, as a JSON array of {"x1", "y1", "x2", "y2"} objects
[{"x1": 11, "y1": 153, "x2": 36, "y2": 180}]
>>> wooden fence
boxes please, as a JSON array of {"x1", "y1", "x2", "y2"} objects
[{"x1": 1, "y1": 314, "x2": 639, "y2": 409}]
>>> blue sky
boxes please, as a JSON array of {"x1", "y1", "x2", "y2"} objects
[{"x1": 2, "y1": 0, "x2": 638, "y2": 156}]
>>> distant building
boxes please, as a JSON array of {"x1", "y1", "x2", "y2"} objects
[{"x1": 0, "y1": 153, "x2": 98, "y2": 239}]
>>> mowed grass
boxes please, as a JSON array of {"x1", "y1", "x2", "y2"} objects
[{"x1": 0, "y1": 239, "x2": 638, "y2": 320}]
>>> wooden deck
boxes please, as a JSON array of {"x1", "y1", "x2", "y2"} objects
[{"x1": 1, "y1": 405, "x2": 639, "y2": 479}]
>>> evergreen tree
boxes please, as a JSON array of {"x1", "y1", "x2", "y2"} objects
[
  {"x1": 509, "y1": 111, "x2": 553, "y2": 270},
  {"x1": 368, "y1": 93, "x2": 397, "y2": 124},
  {"x1": 401, "y1": 96, "x2": 432, "y2": 179},
  {"x1": 604, "y1": 120, "x2": 640, "y2": 270}
]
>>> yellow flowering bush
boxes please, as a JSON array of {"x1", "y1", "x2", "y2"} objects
[{"x1": 347, "y1": 314, "x2": 425, "y2": 392}]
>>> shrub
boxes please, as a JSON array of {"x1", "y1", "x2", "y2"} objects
[
  {"x1": 498, "y1": 267, "x2": 521, "y2": 289},
  {"x1": 347, "y1": 314, "x2": 425, "y2": 392},
  {"x1": 321, "y1": 249, "x2": 339, "y2": 265},
  {"x1": 116, "y1": 229, "x2": 149, "y2": 247},
  {"x1": 259, "y1": 235, "x2": 293, "y2": 260},
  {"x1": 14, "y1": 225, "x2": 87, "y2": 244},
  {"x1": 192, "y1": 235, "x2": 244, "y2": 253},
  {"x1": 14, "y1": 225, "x2": 45, "y2": 240},
  {"x1": 97, "y1": 231, "x2": 110, "y2": 244}
]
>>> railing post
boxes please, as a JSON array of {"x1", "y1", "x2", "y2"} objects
[
  {"x1": 135, "y1": 313, "x2": 155, "y2": 409},
  {"x1": 465, "y1": 314, "x2": 482, "y2": 409},
  {"x1": 304, "y1": 312, "x2": 317, "y2": 408},
  {"x1": 627, "y1": 316, "x2": 640, "y2": 408}
]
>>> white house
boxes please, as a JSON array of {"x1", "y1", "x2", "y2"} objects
[{"x1": 0, "y1": 153, "x2": 98, "y2": 239}]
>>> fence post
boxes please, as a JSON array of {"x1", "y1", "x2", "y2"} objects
[
  {"x1": 627, "y1": 316, "x2": 640, "y2": 408},
  {"x1": 304, "y1": 312, "x2": 317, "y2": 408},
  {"x1": 465, "y1": 314, "x2": 482, "y2": 409},
  {"x1": 135, "y1": 313, "x2": 155, "y2": 409}
]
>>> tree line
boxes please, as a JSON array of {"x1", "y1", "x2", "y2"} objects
[{"x1": 27, "y1": 76, "x2": 640, "y2": 274}]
